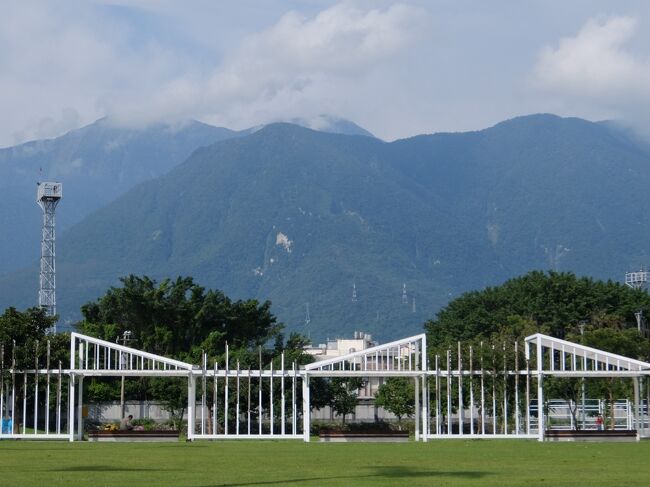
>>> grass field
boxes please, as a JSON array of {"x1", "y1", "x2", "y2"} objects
[{"x1": 2, "y1": 440, "x2": 650, "y2": 486}]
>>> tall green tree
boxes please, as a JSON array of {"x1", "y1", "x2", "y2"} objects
[
  {"x1": 426, "y1": 271, "x2": 650, "y2": 349},
  {"x1": 375, "y1": 378, "x2": 415, "y2": 428},
  {"x1": 78, "y1": 275, "x2": 281, "y2": 359},
  {"x1": 0, "y1": 307, "x2": 58, "y2": 369},
  {"x1": 76, "y1": 275, "x2": 303, "y2": 423},
  {"x1": 329, "y1": 378, "x2": 365, "y2": 425}
]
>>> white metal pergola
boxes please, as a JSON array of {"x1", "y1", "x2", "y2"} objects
[
  {"x1": 525, "y1": 333, "x2": 650, "y2": 440},
  {"x1": 1, "y1": 331, "x2": 649, "y2": 442}
]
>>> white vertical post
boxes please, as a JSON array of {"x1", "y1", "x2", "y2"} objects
[
  {"x1": 481, "y1": 342, "x2": 485, "y2": 435},
  {"x1": 68, "y1": 374, "x2": 75, "y2": 442},
  {"x1": 56, "y1": 362, "x2": 62, "y2": 435},
  {"x1": 187, "y1": 373, "x2": 196, "y2": 441},
  {"x1": 270, "y1": 360, "x2": 274, "y2": 435},
  {"x1": 224, "y1": 343, "x2": 229, "y2": 435},
  {"x1": 11, "y1": 341, "x2": 15, "y2": 437},
  {"x1": 422, "y1": 374, "x2": 428, "y2": 441},
  {"x1": 236, "y1": 361, "x2": 240, "y2": 435},
  {"x1": 446, "y1": 349, "x2": 451, "y2": 434},
  {"x1": 526, "y1": 356, "x2": 531, "y2": 435},
  {"x1": 45, "y1": 341, "x2": 51, "y2": 435},
  {"x1": 22, "y1": 373, "x2": 27, "y2": 434},
  {"x1": 76, "y1": 377, "x2": 84, "y2": 441},
  {"x1": 281, "y1": 352, "x2": 285, "y2": 436},
  {"x1": 201, "y1": 353, "x2": 206, "y2": 436},
  {"x1": 302, "y1": 374, "x2": 310, "y2": 442},
  {"x1": 34, "y1": 342, "x2": 39, "y2": 436},
  {"x1": 458, "y1": 342, "x2": 463, "y2": 436},
  {"x1": 469, "y1": 346, "x2": 474, "y2": 435},
  {"x1": 537, "y1": 338, "x2": 544, "y2": 442},
  {"x1": 633, "y1": 377, "x2": 640, "y2": 435},
  {"x1": 514, "y1": 341, "x2": 520, "y2": 435},
  {"x1": 76, "y1": 343, "x2": 84, "y2": 440},
  {"x1": 213, "y1": 363, "x2": 217, "y2": 435},
  {"x1": 491, "y1": 345, "x2": 496, "y2": 435},
  {"x1": 247, "y1": 369, "x2": 251, "y2": 435},
  {"x1": 435, "y1": 355, "x2": 440, "y2": 435},
  {"x1": 292, "y1": 362, "x2": 297, "y2": 435},
  {"x1": 258, "y1": 347, "x2": 263, "y2": 435},
  {"x1": 503, "y1": 342, "x2": 508, "y2": 435},
  {"x1": 414, "y1": 375, "x2": 420, "y2": 441}
]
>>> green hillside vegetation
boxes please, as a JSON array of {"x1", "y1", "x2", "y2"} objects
[
  {"x1": 0, "y1": 118, "x2": 241, "y2": 277},
  {"x1": 3, "y1": 114, "x2": 650, "y2": 341}
]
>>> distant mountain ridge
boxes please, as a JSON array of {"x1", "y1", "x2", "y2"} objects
[
  {"x1": 2, "y1": 114, "x2": 650, "y2": 341},
  {"x1": 0, "y1": 115, "x2": 373, "y2": 278},
  {"x1": 0, "y1": 118, "x2": 241, "y2": 277}
]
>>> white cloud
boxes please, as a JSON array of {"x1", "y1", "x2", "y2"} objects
[
  {"x1": 533, "y1": 16, "x2": 650, "y2": 102},
  {"x1": 0, "y1": 1, "x2": 189, "y2": 146},
  {"x1": 107, "y1": 3, "x2": 428, "y2": 129}
]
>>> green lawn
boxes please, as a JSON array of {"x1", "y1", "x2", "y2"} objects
[{"x1": 1, "y1": 440, "x2": 649, "y2": 486}]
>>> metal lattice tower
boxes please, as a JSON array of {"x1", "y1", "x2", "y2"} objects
[
  {"x1": 352, "y1": 283, "x2": 357, "y2": 302},
  {"x1": 402, "y1": 283, "x2": 408, "y2": 304},
  {"x1": 37, "y1": 182, "x2": 62, "y2": 326}
]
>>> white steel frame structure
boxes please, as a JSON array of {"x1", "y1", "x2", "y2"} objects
[
  {"x1": 2, "y1": 331, "x2": 649, "y2": 442},
  {"x1": 304, "y1": 333, "x2": 429, "y2": 442},
  {"x1": 524, "y1": 333, "x2": 650, "y2": 441}
]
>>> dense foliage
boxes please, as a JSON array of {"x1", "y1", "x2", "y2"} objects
[
  {"x1": 426, "y1": 271, "x2": 650, "y2": 349},
  {"x1": 6, "y1": 115, "x2": 650, "y2": 342},
  {"x1": 78, "y1": 275, "x2": 281, "y2": 360},
  {"x1": 0, "y1": 307, "x2": 63, "y2": 369},
  {"x1": 374, "y1": 378, "x2": 415, "y2": 425}
]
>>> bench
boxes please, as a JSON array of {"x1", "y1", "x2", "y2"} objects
[
  {"x1": 319, "y1": 432, "x2": 410, "y2": 443},
  {"x1": 88, "y1": 430, "x2": 180, "y2": 442},
  {"x1": 545, "y1": 429, "x2": 638, "y2": 442}
]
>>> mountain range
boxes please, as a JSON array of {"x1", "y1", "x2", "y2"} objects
[{"x1": 1, "y1": 114, "x2": 650, "y2": 341}]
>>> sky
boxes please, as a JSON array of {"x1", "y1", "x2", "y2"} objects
[{"x1": 1, "y1": 0, "x2": 650, "y2": 147}]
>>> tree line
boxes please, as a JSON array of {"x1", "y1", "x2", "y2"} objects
[{"x1": 4, "y1": 270, "x2": 650, "y2": 428}]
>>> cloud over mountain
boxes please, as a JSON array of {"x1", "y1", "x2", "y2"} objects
[
  {"x1": 107, "y1": 3, "x2": 428, "y2": 129},
  {"x1": 532, "y1": 15, "x2": 650, "y2": 132}
]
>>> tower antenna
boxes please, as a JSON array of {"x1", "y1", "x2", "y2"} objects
[
  {"x1": 37, "y1": 181, "x2": 62, "y2": 332},
  {"x1": 402, "y1": 283, "x2": 408, "y2": 304},
  {"x1": 352, "y1": 282, "x2": 358, "y2": 302}
]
